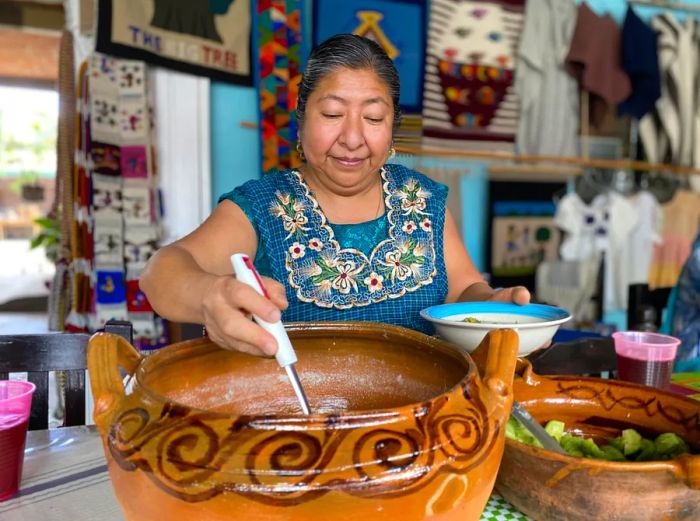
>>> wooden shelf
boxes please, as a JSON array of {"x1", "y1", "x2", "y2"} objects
[{"x1": 394, "y1": 144, "x2": 700, "y2": 176}]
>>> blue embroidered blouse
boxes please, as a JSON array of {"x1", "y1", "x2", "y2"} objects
[{"x1": 218, "y1": 164, "x2": 449, "y2": 333}]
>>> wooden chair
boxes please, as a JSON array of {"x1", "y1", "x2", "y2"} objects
[
  {"x1": 526, "y1": 336, "x2": 617, "y2": 377},
  {"x1": 0, "y1": 320, "x2": 133, "y2": 430}
]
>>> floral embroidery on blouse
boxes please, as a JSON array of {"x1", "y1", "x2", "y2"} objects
[
  {"x1": 270, "y1": 191, "x2": 309, "y2": 240},
  {"x1": 272, "y1": 168, "x2": 437, "y2": 309}
]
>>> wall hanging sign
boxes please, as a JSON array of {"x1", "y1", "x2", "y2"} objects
[
  {"x1": 96, "y1": 0, "x2": 252, "y2": 85},
  {"x1": 313, "y1": 0, "x2": 426, "y2": 114}
]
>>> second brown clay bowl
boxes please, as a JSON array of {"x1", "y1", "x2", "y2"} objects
[{"x1": 495, "y1": 360, "x2": 700, "y2": 521}]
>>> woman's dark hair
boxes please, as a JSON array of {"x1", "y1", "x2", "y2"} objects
[{"x1": 297, "y1": 34, "x2": 401, "y2": 132}]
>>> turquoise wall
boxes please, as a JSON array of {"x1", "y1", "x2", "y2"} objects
[
  {"x1": 584, "y1": 0, "x2": 700, "y2": 22},
  {"x1": 210, "y1": 82, "x2": 260, "y2": 207}
]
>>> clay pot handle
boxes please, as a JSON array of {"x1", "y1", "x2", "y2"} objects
[
  {"x1": 678, "y1": 454, "x2": 700, "y2": 490},
  {"x1": 473, "y1": 329, "x2": 520, "y2": 408},
  {"x1": 87, "y1": 332, "x2": 142, "y2": 431}
]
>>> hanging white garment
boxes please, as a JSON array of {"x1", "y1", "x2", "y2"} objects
[
  {"x1": 554, "y1": 191, "x2": 638, "y2": 312},
  {"x1": 613, "y1": 191, "x2": 663, "y2": 310},
  {"x1": 515, "y1": 0, "x2": 578, "y2": 157},
  {"x1": 535, "y1": 257, "x2": 600, "y2": 322}
]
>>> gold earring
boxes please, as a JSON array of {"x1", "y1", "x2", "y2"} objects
[
  {"x1": 388, "y1": 146, "x2": 396, "y2": 160},
  {"x1": 296, "y1": 141, "x2": 306, "y2": 162}
]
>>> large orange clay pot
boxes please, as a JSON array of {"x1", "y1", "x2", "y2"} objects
[
  {"x1": 496, "y1": 360, "x2": 700, "y2": 521},
  {"x1": 87, "y1": 322, "x2": 520, "y2": 521}
]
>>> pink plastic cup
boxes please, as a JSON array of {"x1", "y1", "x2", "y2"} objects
[
  {"x1": 612, "y1": 331, "x2": 680, "y2": 390},
  {"x1": 0, "y1": 380, "x2": 35, "y2": 501}
]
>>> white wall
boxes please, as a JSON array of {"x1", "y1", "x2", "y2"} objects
[{"x1": 151, "y1": 69, "x2": 211, "y2": 243}]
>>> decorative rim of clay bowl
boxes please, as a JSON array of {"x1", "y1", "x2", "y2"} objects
[
  {"x1": 504, "y1": 361, "x2": 700, "y2": 469},
  {"x1": 132, "y1": 321, "x2": 481, "y2": 422},
  {"x1": 496, "y1": 360, "x2": 700, "y2": 521}
]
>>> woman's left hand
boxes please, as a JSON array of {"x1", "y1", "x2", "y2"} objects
[{"x1": 487, "y1": 285, "x2": 531, "y2": 305}]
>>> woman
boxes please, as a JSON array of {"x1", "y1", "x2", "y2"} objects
[{"x1": 140, "y1": 34, "x2": 530, "y2": 356}]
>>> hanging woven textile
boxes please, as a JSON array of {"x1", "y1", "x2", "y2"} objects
[
  {"x1": 257, "y1": 0, "x2": 303, "y2": 173},
  {"x1": 422, "y1": 0, "x2": 525, "y2": 152},
  {"x1": 65, "y1": 53, "x2": 166, "y2": 352}
]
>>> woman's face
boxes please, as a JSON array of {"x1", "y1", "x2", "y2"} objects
[{"x1": 299, "y1": 67, "x2": 394, "y2": 195}]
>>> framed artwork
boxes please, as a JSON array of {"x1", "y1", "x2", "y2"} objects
[
  {"x1": 313, "y1": 0, "x2": 426, "y2": 113},
  {"x1": 487, "y1": 180, "x2": 566, "y2": 290},
  {"x1": 491, "y1": 201, "x2": 561, "y2": 277},
  {"x1": 96, "y1": 0, "x2": 252, "y2": 85}
]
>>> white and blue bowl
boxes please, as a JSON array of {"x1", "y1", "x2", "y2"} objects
[{"x1": 420, "y1": 302, "x2": 572, "y2": 356}]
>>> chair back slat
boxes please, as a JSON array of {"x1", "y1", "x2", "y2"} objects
[
  {"x1": 0, "y1": 334, "x2": 90, "y2": 372},
  {"x1": 26, "y1": 371, "x2": 50, "y2": 431},
  {"x1": 527, "y1": 337, "x2": 616, "y2": 376},
  {"x1": 64, "y1": 370, "x2": 86, "y2": 427}
]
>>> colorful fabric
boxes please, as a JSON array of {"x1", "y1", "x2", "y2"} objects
[
  {"x1": 422, "y1": 0, "x2": 525, "y2": 152},
  {"x1": 222, "y1": 164, "x2": 448, "y2": 333},
  {"x1": 648, "y1": 190, "x2": 700, "y2": 289},
  {"x1": 313, "y1": 0, "x2": 427, "y2": 112},
  {"x1": 65, "y1": 53, "x2": 165, "y2": 351},
  {"x1": 95, "y1": 0, "x2": 252, "y2": 85},
  {"x1": 258, "y1": 0, "x2": 303, "y2": 173}
]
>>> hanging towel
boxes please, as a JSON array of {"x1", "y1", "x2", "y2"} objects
[{"x1": 565, "y1": 2, "x2": 631, "y2": 129}]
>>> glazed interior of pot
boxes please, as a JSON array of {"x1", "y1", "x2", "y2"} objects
[{"x1": 137, "y1": 322, "x2": 473, "y2": 416}]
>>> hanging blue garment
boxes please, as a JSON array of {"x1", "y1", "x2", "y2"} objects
[
  {"x1": 618, "y1": 6, "x2": 662, "y2": 119},
  {"x1": 219, "y1": 164, "x2": 449, "y2": 333}
]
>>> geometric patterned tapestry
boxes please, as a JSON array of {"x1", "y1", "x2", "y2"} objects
[
  {"x1": 258, "y1": 0, "x2": 303, "y2": 173},
  {"x1": 313, "y1": 0, "x2": 427, "y2": 113},
  {"x1": 422, "y1": 0, "x2": 524, "y2": 152}
]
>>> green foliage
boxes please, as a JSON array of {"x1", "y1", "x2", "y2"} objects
[
  {"x1": 30, "y1": 215, "x2": 60, "y2": 262},
  {"x1": 0, "y1": 110, "x2": 56, "y2": 186}
]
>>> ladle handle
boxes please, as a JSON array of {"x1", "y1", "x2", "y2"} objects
[
  {"x1": 476, "y1": 329, "x2": 520, "y2": 412},
  {"x1": 87, "y1": 332, "x2": 142, "y2": 431}
]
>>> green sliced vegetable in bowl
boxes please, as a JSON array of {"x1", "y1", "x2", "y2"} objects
[{"x1": 506, "y1": 416, "x2": 692, "y2": 462}]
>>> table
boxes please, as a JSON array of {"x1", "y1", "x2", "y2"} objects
[{"x1": 0, "y1": 426, "x2": 531, "y2": 520}]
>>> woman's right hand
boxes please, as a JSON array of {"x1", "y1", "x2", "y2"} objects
[{"x1": 200, "y1": 275, "x2": 289, "y2": 356}]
